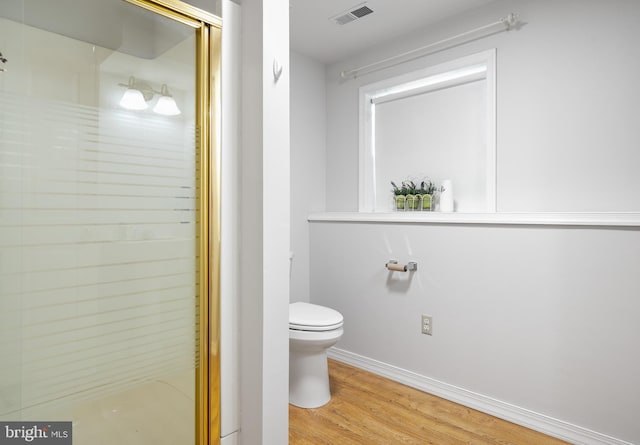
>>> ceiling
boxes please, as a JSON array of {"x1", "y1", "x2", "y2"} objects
[
  {"x1": 0, "y1": 0, "x2": 193, "y2": 59},
  {"x1": 290, "y1": 0, "x2": 496, "y2": 64}
]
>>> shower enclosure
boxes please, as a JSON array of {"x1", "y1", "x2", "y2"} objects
[{"x1": 0, "y1": 0, "x2": 221, "y2": 443}]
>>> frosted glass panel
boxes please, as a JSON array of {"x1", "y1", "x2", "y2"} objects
[
  {"x1": 0, "y1": 1, "x2": 198, "y2": 443},
  {"x1": 359, "y1": 50, "x2": 496, "y2": 213},
  {"x1": 375, "y1": 80, "x2": 487, "y2": 212}
]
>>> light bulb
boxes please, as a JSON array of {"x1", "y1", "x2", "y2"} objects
[
  {"x1": 153, "y1": 85, "x2": 181, "y2": 116},
  {"x1": 119, "y1": 88, "x2": 148, "y2": 110}
]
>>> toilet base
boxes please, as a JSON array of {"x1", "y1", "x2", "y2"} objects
[
  {"x1": 289, "y1": 327, "x2": 343, "y2": 409},
  {"x1": 289, "y1": 347, "x2": 331, "y2": 408}
]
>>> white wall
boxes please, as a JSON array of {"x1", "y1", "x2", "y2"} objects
[
  {"x1": 221, "y1": 0, "x2": 241, "y2": 440},
  {"x1": 310, "y1": 221, "x2": 640, "y2": 443},
  {"x1": 300, "y1": 1, "x2": 640, "y2": 443},
  {"x1": 325, "y1": 0, "x2": 640, "y2": 212},
  {"x1": 238, "y1": 0, "x2": 290, "y2": 444},
  {"x1": 290, "y1": 51, "x2": 327, "y2": 303}
]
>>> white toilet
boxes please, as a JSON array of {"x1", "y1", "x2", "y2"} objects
[{"x1": 289, "y1": 302, "x2": 344, "y2": 408}]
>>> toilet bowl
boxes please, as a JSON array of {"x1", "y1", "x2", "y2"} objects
[{"x1": 289, "y1": 302, "x2": 344, "y2": 408}]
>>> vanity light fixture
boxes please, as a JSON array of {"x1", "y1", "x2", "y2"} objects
[{"x1": 118, "y1": 76, "x2": 181, "y2": 115}]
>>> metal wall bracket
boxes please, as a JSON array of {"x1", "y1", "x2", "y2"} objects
[{"x1": 385, "y1": 260, "x2": 418, "y2": 272}]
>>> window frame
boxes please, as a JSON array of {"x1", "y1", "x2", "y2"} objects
[{"x1": 358, "y1": 49, "x2": 497, "y2": 212}]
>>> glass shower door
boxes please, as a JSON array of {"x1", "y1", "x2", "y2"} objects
[{"x1": 0, "y1": 1, "x2": 219, "y2": 443}]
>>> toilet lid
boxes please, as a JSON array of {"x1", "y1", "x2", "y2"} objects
[{"x1": 289, "y1": 302, "x2": 343, "y2": 331}]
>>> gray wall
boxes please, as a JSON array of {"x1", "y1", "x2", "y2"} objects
[
  {"x1": 290, "y1": 0, "x2": 640, "y2": 443},
  {"x1": 325, "y1": 0, "x2": 640, "y2": 212},
  {"x1": 290, "y1": 51, "x2": 326, "y2": 303},
  {"x1": 309, "y1": 221, "x2": 640, "y2": 443}
]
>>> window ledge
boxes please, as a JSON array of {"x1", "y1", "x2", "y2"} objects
[{"x1": 308, "y1": 212, "x2": 640, "y2": 227}]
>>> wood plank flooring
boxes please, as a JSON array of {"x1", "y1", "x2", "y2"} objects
[{"x1": 289, "y1": 360, "x2": 569, "y2": 445}]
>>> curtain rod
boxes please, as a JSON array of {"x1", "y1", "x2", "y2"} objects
[{"x1": 340, "y1": 12, "x2": 520, "y2": 80}]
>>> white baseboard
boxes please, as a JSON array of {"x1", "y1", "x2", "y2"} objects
[{"x1": 328, "y1": 348, "x2": 633, "y2": 445}]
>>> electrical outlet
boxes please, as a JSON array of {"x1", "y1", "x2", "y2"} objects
[{"x1": 421, "y1": 314, "x2": 433, "y2": 336}]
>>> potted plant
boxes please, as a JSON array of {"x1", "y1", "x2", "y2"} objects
[
  {"x1": 404, "y1": 180, "x2": 420, "y2": 210},
  {"x1": 419, "y1": 179, "x2": 436, "y2": 211},
  {"x1": 391, "y1": 181, "x2": 407, "y2": 211}
]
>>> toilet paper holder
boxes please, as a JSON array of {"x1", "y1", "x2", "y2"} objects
[{"x1": 385, "y1": 260, "x2": 418, "y2": 272}]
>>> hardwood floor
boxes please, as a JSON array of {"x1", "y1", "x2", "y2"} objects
[{"x1": 289, "y1": 360, "x2": 569, "y2": 445}]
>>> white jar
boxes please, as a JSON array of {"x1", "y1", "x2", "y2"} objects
[{"x1": 439, "y1": 179, "x2": 454, "y2": 212}]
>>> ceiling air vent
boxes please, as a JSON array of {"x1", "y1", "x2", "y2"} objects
[{"x1": 331, "y1": 3, "x2": 374, "y2": 26}]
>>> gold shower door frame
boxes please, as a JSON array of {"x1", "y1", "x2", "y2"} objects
[{"x1": 124, "y1": 1, "x2": 222, "y2": 444}]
